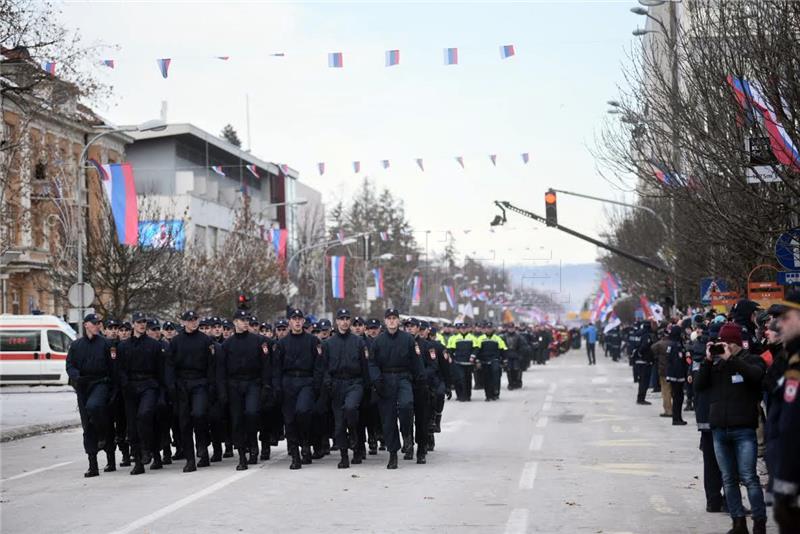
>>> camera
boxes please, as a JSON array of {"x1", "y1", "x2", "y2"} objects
[{"x1": 709, "y1": 343, "x2": 726, "y2": 356}]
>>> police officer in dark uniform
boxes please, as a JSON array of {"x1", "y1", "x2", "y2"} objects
[
  {"x1": 217, "y1": 309, "x2": 272, "y2": 470},
  {"x1": 605, "y1": 324, "x2": 622, "y2": 362},
  {"x1": 147, "y1": 318, "x2": 174, "y2": 466},
  {"x1": 665, "y1": 325, "x2": 689, "y2": 425},
  {"x1": 476, "y1": 323, "x2": 507, "y2": 401},
  {"x1": 502, "y1": 322, "x2": 528, "y2": 390},
  {"x1": 363, "y1": 318, "x2": 384, "y2": 453},
  {"x1": 166, "y1": 310, "x2": 215, "y2": 472},
  {"x1": 274, "y1": 308, "x2": 325, "y2": 470},
  {"x1": 208, "y1": 320, "x2": 228, "y2": 462},
  {"x1": 66, "y1": 313, "x2": 115, "y2": 477},
  {"x1": 631, "y1": 321, "x2": 655, "y2": 405},
  {"x1": 104, "y1": 318, "x2": 131, "y2": 469},
  {"x1": 423, "y1": 323, "x2": 451, "y2": 453},
  {"x1": 369, "y1": 309, "x2": 423, "y2": 469},
  {"x1": 322, "y1": 308, "x2": 370, "y2": 468},
  {"x1": 117, "y1": 311, "x2": 166, "y2": 475},
  {"x1": 408, "y1": 318, "x2": 434, "y2": 464}
]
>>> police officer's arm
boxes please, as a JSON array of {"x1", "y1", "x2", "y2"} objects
[
  {"x1": 155, "y1": 340, "x2": 168, "y2": 389},
  {"x1": 271, "y1": 341, "x2": 283, "y2": 395},
  {"x1": 358, "y1": 338, "x2": 371, "y2": 384},
  {"x1": 207, "y1": 339, "x2": 217, "y2": 388},
  {"x1": 117, "y1": 341, "x2": 129, "y2": 389},
  {"x1": 312, "y1": 337, "x2": 325, "y2": 394},
  {"x1": 216, "y1": 340, "x2": 228, "y2": 403},
  {"x1": 320, "y1": 340, "x2": 332, "y2": 392},
  {"x1": 774, "y1": 383, "x2": 800, "y2": 499},
  {"x1": 367, "y1": 338, "x2": 383, "y2": 384},
  {"x1": 165, "y1": 337, "x2": 178, "y2": 395},
  {"x1": 409, "y1": 336, "x2": 425, "y2": 384},
  {"x1": 65, "y1": 338, "x2": 81, "y2": 382}
]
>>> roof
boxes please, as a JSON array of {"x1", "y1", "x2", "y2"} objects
[{"x1": 127, "y1": 123, "x2": 298, "y2": 179}]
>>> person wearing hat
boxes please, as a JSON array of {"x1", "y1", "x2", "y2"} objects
[
  {"x1": 66, "y1": 313, "x2": 116, "y2": 477},
  {"x1": 731, "y1": 299, "x2": 764, "y2": 354},
  {"x1": 695, "y1": 322, "x2": 767, "y2": 534},
  {"x1": 165, "y1": 310, "x2": 216, "y2": 472},
  {"x1": 446, "y1": 322, "x2": 480, "y2": 401},
  {"x1": 421, "y1": 322, "x2": 451, "y2": 454},
  {"x1": 162, "y1": 321, "x2": 178, "y2": 341},
  {"x1": 119, "y1": 321, "x2": 132, "y2": 341},
  {"x1": 273, "y1": 308, "x2": 325, "y2": 469},
  {"x1": 368, "y1": 308, "x2": 424, "y2": 469},
  {"x1": 766, "y1": 291, "x2": 800, "y2": 532},
  {"x1": 475, "y1": 322, "x2": 507, "y2": 401},
  {"x1": 221, "y1": 320, "x2": 234, "y2": 341},
  {"x1": 217, "y1": 309, "x2": 273, "y2": 470},
  {"x1": 274, "y1": 319, "x2": 289, "y2": 340},
  {"x1": 360, "y1": 318, "x2": 384, "y2": 454},
  {"x1": 146, "y1": 319, "x2": 162, "y2": 341},
  {"x1": 321, "y1": 308, "x2": 370, "y2": 468},
  {"x1": 631, "y1": 321, "x2": 656, "y2": 405},
  {"x1": 101, "y1": 318, "x2": 132, "y2": 469},
  {"x1": 117, "y1": 311, "x2": 167, "y2": 474},
  {"x1": 198, "y1": 317, "x2": 212, "y2": 336},
  {"x1": 665, "y1": 325, "x2": 690, "y2": 426},
  {"x1": 318, "y1": 319, "x2": 332, "y2": 340},
  {"x1": 210, "y1": 317, "x2": 223, "y2": 342},
  {"x1": 501, "y1": 322, "x2": 528, "y2": 390}
]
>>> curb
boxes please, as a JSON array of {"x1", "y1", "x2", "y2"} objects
[{"x1": 0, "y1": 420, "x2": 82, "y2": 443}]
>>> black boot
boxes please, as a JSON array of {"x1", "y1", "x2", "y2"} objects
[
  {"x1": 119, "y1": 443, "x2": 131, "y2": 467},
  {"x1": 248, "y1": 449, "x2": 258, "y2": 465},
  {"x1": 236, "y1": 450, "x2": 248, "y2": 471},
  {"x1": 223, "y1": 443, "x2": 234, "y2": 458},
  {"x1": 368, "y1": 438, "x2": 377, "y2": 455},
  {"x1": 427, "y1": 433, "x2": 435, "y2": 452},
  {"x1": 751, "y1": 517, "x2": 766, "y2": 534},
  {"x1": 727, "y1": 517, "x2": 749, "y2": 534},
  {"x1": 183, "y1": 457, "x2": 197, "y2": 472},
  {"x1": 103, "y1": 450, "x2": 116, "y2": 472},
  {"x1": 172, "y1": 448, "x2": 186, "y2": 460},
  {"x1": 301, "y1": 446, "x2": 313, "y2": 465},
  {"x1": 150, "y1": 451, "x2": 163, "y2": 470},
  {"x1": 130, "y1": 461, "x2": 145, "y2": 475},
  {"x1": 416, "y1": 450, "x2": 427, "y2": 465},
  {"x1": 85, "y1": 455, "x2": 100, "y2": 478},
  {"x1": 162, "y1": 447, "x2": 172, "y2": 465},
  {"x1": 289, "y1": 448, "x2": 302, "y2": 470},
  {"x1": 403, "y1": 445, "x2": 414, "y2": 461},
  {"x1": 351, "y1": 447, "x2": 363, "y2": 465},
  {"x1": 387, "y1": 452, "x2": 398, "y2": 470},
  {"x1": 210, "y1": 443, "x2": 222, "y2": 462},
  {"x1": 433, "y1": 414, "x2": 442, "y2": 433},
  {"x1": 197, "y1": 450, "x2": 210, "y2": 468},
  {"x1": 338, "y1": 449, "x2": 350, "y2": 469},
  {"x1": 260, "y1": 443, "x2": 271, "y2": 461}
]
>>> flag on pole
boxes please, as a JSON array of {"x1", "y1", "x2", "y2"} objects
[
  {"x1": 211, "y1": 165, "x2": 225, "y2": 176},
  {"x1": 650, "y1": 161, "x2": 675, "y2": 185},
  {"x1": 521, "y1": 152, "x2": 530, "y2": 164},
  {"x1": 328, "y1": 52, "x2": 344, "y2": 68},
  {"x1": 442, "y1": 285, "x2": 457, "y2": 309},
  {"x1": 91, "y1": 161, "x2": 139, "y2": 246},
  {"x1": 317, "y1": 162, "x2": 325, "y2": 176},
  {"x1": 416, "y1": 158, "x2": 424, "y2": 171},
  {"x1": 411, "y1": 275, "x2": 422, "y2": 306},
  {"x1": 157, "y1": 58, "x2": 171, "y2": 78},
  {"x1": 444, "y1": 47, "x2": 458, "y2": 65},
  {"x1": 270, "y1": 228, "x2": 288, "y2": 262},
  {"x1": 385, "y1": 49, "x2": 400, "y2": 67},
  {"x1": 42, "y1": 61, "x2": 56, "y2": 75},
  {"x1": 455, "y1": 156, "x2": 464, "y2": 169},
  {"x1": 353, "y1": 161, "x2": 361, "y2": 173},
  {"x1": 372, "y1": 267, "x2": 385, "y2": 298},
  {"x1": 280, "y1": 163, "x2": 290, "y2": 175},
  {"x1": 379, "y1": 231, "x2": 389, "y2": 241},
  {"x1": 331, "y1": 256, "x2": 346, "y2": 299},
  {"x1": 246, "y1": 164, "x2": 259, "y2": 178},
  {"x1": 490, "y1": 154, "x2": 497, "y2": 166},
  {"x1": 500, "y1": 44, "x2": 516, "y2": 59},
  {"x1": 337, "y1": 230, "x2": 345, "y2": 242},
  {"x1": 216, "y1": 56, "x2": 230, "y2": 61},
  {"x1": 639, "y1": 295, "x2": 654, "y2": 319},
  {"x1": 100, "y1": 59, "x2": 115, "y2": 68},
  {"x1": 382, "y1": 160, "x2": 390, "y2": 170}
]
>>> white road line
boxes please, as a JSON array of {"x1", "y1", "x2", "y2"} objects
[
  {"x1": 547, "y1": 383, "x2": 558, "y2": 393},
  {"x1": 529, "y1": 434, "x2": 544, "y2": 451},
  {"x1": 1, "y1": 461, "x2": 74, "y2": 482},
  {"x1": 504, "y1": 508, "x2": 529, "y2": 534},
  {"x1": 544, "y1": 394, "x2": 553, "y2": 402},
  {"x1": 542, "y1": 401, "x2": 552, "y2": 411},
  {"x1": 535, "y1": 416, "x2": 548, "y2": 428},
  {"x1": 518, "y1": 461, "x2": 538, "y2": 489},
  {"x1": 611, "y1": 425, "x2": 624, "y2": 433}
]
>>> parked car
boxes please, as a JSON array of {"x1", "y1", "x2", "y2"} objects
[{"x1": 0, "y1": 314, "x2": 76, "y2": 385}]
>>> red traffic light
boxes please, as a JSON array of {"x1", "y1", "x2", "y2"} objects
[{"x1": 545, "y1": 191, "x2": 557, "y2": 205}]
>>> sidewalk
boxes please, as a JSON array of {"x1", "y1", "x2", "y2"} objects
[{"x1": 0, "y1": 386, "x2": 80, "y2": 442}]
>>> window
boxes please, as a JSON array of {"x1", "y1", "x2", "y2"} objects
[
  {"x1": 0, "y1": 331, "x2": 41, "y2": 352},
  {"x1": 194, "y1": 225, "x2": 206, "y2": 251},
  {"x1": 208, "y1": 226, "x2": 218, "y2": 253},
  {"x1": 47, "y1": 330, "x2": 70, "y2": 352}
]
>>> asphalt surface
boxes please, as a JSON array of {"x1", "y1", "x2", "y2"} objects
[
  {"x1": 0, "y1": 349, "x2": 778, "y2": 533},
  {"x1": 0, "y1": 386, "x2": 79, "y2": 441}
]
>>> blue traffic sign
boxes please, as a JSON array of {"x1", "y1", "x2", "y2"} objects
[
  {"x1": 775, "y1": 228, "x2": 800, "y2": 270},
  {"x1": 777, "y1": 271, "x2": 800, "y2": 286},
  {"x1": 700, "y1": 277, "x2": 728, "y2": 304}
]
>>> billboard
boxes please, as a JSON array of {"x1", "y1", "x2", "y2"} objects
[{"x1": 138, "y1": 220, "x2": 185, "y2": 250}]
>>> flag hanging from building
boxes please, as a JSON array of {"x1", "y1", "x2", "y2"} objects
[
  {"x1": 444, "y1": 47, "x2": 458, "y2": 65},
  {"x1": 353, "y1": 161, "x2": 361, "y2": 173},
  {"x1": 382, "y1": 160, "x2": 390, "y2": 170},
  {"x1": 379, "y1": 231, "x2": 389, "y2": 241},
  {"x1": 500, "y1": 44, "x2": 515, "y2": 59},
  {"x1": 211, "y1": 165, "x2": 225, "y2": 176},
  {"x1": 455, "y1": 156, "x2": 464, "y2": 169},
  {"x1": 317, "y1": 162, "x2": 325, "y2": 176},
  {"x1": 157, "y1": 58, "x2": 171, "y2": 78},
  {"x1": 521, "y1": 152, "x2": 529, "y2": 164},
  {"x1": 411, "y1": 275, "x2": 422, "y2": 306},
  {"x1": 246, "y1": 164, "x2": 259, "y2": 178},
  {"x1": 442, "y1": 285, "x2": 457, "y2": 309},
  {"x1": 372, "y1": 267, "x2": 385, "y2": 298},
  {"x1": 385, "y1": 49, "x2": 400, "y2": 67},
  {"x1": 42, "y1": 61, "x2": 56, "y2": 75},
  {"x1": 328, "y1": 52, "x2": 344, "y2": 68},
  {"x1": 331, "y1": 256, "x2": 346, "y2": 299},
  {"x1": 270, "y1": 228, "x2": 288, "y2": 262},
  {"x1": 337, "y1": 230, "x2": 345, "y2": 242},
  {"x1": 100, "y1": 59, "x2": 115, "y2": 68},
  {"x1": 416, "y1": 158, "x2": 424, "y2": 171},
  {"x1": 650, "y1": 161, "x2": 675, "y2": 186},
  {"x1": 92, "y1": 161, "x2": 139, "y2": 246},
  {"x1": 490, "y1": 154, "x2": 497, "y2": 166}
]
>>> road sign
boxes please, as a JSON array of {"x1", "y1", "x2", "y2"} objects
[
  {"x1": 775, "y1": 228, "x2": 800, "y2": 270},
  {"x1": 777, "y1": 271, "x2": 800, "y2": 285},
  {"x1": 711, "y1": 291, "x2": 740, "y2": 312},
  {"x1": 67, "y1": 282, "x2": 95, "y2": 307},
  {"x1": 68, "y1": 307, "x2": 94, "y2": 323},
  {"x1": 700, "y1": 278, "x2": 728, "y2": 305},
  {"x1": 748, "y1": 281, "x2": 784, "y2": 308}
]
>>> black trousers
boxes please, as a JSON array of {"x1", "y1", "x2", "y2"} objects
[
  {"x1": 76, "y1": 382, "x2": 111, "y2": 455},
  {"x1": 331, "y1": 379, "x2": 363, "y2": 450},
  {"x1": 700, "y1": 431, "x2": 724, "y2": 508},
  {"x1": 670, "y1": 380, "x2": 685, "y2": 423},
  {"x1": 124, "y1": 385, "x2": 158, "y2": 458},
  {"x1": 586, "y1": 343, "x2": 596, "y2": 365},
  {"x1": 413, "y1": 385, "x2": 430, "y2": 451},
  {"x1": 635, "y1": 363, "x2": 652, "y2": 402},
  {"x1": 227, "y1": 380, "x2": 260, "y2": 451},
  {"x1": 177, "y1": 381, "x2": 209, "y2": 457}
]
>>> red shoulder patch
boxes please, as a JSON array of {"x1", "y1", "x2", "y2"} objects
[{"x1": 785, "y1": 378, "x2": 798, "y2": 404}]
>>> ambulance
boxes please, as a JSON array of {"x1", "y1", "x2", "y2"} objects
[{"x1": 0, "y1": 314, "x2": 76, "y2": 385}]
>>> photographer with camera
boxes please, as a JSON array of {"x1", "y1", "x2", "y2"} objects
[{"x1": 695, "y1": 322, "x2": 767, "y2": 534}]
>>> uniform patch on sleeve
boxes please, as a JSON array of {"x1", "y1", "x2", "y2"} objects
[
  {"x1": 209, "y1": 345, "x2": 215, "y2": 355},
  {"x1": 262, "y1": 343, "x2": 269, "y2": 355},
  {"x1": 785, "y1": 378, "x2": 799, "y2": 403},
  {"x1": 317, "y1": 345, "x2": 323, "y2": 356},
  {"x1": 364, "y1": 348, "x2": 369, "y2": 359},
  {"x1": 415, "y1": 344, "x2": 421, "y2": 356},
  {"x1": 110, "y1": 347, "x2": 117, "y2": 360}
]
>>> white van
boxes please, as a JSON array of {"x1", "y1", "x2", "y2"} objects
[{"x1": 0, "y1": 314, "x2": 76, "y2": 385}]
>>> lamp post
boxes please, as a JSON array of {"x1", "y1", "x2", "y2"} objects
[{"x1": 75, "y1": 120, "x2": 165, "y2": 335}]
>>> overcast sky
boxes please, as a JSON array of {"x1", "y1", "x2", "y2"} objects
[{"x1": 61, "y1": 0, "x2": 641, "y2": 274}]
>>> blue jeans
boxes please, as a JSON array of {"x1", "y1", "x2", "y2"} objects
[{"x1": 712, "y1": 427, "x2": 766, "y2": 520}]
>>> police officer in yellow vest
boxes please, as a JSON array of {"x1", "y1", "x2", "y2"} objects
[
  {"x1": 475, "y1": 322, "x2": 507, "y2": 401},
  {"x1": 446, "y1": 323, "x2": 479, "y2": 401}
]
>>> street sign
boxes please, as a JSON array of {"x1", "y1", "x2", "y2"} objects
[
  {"x1": 748, "y1": 281, "x2": 784, "y2": 308},
  {"x1": 67, "y1": 282, "x2": 95, "y2": 307},
  {"x1": 711, "y1": 291, "x2": 740, "y2": 312},
  {"x1": 700, "y1": 278, "x2": 728, "y2": 305},
  {"x1": 775, "y1": 228, "x2": 800, "y2": 270},
  {"x1": 68, "y1": 307, "x2": 94, "y2": 323},
  {"x1": 777, "y1": 271, "x2": 800, "y2": 285}
]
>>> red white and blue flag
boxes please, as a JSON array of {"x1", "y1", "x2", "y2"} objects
[
  {"x1": 411, "y1": 275, "x2": 422, "y2": 306},
  {"x1": 416, "y1": 158, "x2": 424, "y2": 171},
  {"x1": 280, "y1": 164, "x2": 290, "y2": 175},
  {"x1": 372, "y1": 267, "x2": 385, "y2": 298},
  {"x1": 385, "y1": 49, "x2": 400, "y2": 67},
  {"x1": 318, "y1": 162, "x2": 325, "y2": 176},
  {"x1": 455, "y1": 156, "x2": 464, "y2": 169},
  {"x1": 246, "y1": 164, "x2": 259, "y2": 178},
  {"x1": 500, "y1": 44, "x2": 515, "y2": 59},
  {"x1": 92, "y1": 161, "x2": 139, "y2": 246},
  {"x1": 442, "y1": 285, "x2": 457, "y2": 309},
  {"x1": 353, "y1": 161, "x2": 361, "y2": 173},
  {"x1": 270, "y1": 228, "x2": 288, "y2": 262},
  {"x1": 521, "y1": 152, "x2": 530, "y2": 164},
  {"x1": 379, "y1": 231, "x2": 389, "y2": 241},
  {"x1": 331, "y1": 256, "x2": 346, "y2": 299},
  {"x1": 328, "y1": 52, "x2": 344, "y2": 68},
  {"x1": 490, "y1": 154, "x2": 497, "y2": 166},
  {"x1": 650, "y1": 161, "x2": 675, "y2": 185},
  {"x1": 444, "y1": 48, "x2": 458, "y2": 65},
  {"x1": 42, "y1": 61, "x2": 56, "y2": 75},
  {"x1": 211, "y1": 165, "x2": 225, "y2": 176},
  {"x1": 100, "y1": 59, "x2": 115, "y2": 68},
  {"x1": 157, "y1": 58, "x2": 171, "y2": 78}
]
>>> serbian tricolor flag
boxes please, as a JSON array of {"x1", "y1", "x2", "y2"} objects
[
  {"x1": 379, "y1": 231, "x2": 389, "y2": 241},
  {"x1": 372, "y1": 267, "x2": 385, "y2": 298},
  {"x1": 337, "y1": 230, "x2": 345, "y2": 242},
  {"x1": 331, "y1": 256, "x2": 346, "y2": 299},
  {"x1": 500, "y1": 44, "x2": 515, "y2": 59},
  {"x1": 270, "y1": 228, "x2": 288, "y2": 262},
  {"x1": 416, "y1": 158, "x2": 424, "y2": 171},
  {"x1": 521, "y1": 152, "x2": 530, "y2": 164},
  {"x1": 490, "y1": 154, "x2": 497, "y2": 166},
  {"x1": 455, "y1": 156, "x2": 464, "y2": 169},
  {"x1": 385, "y1": 49, "x2": 400, "y2": 67},
  {"x1": 650, "y1": 162, "x2": 674, "y2": 185},
  {"x1": 157, "y1": 58, "x2": 171, "y2": 78},
  {"x1": 93, "y1": 161, "x2": 138, "y2": 246},
  {"x1": 353, "y1": 161, "x2": 361, "y2": 173},
  {"x1": 411, "y1": 275, "x2": 423, "y2": 306},
  {"x1": 382, "y1": 160, "x2": 390, "y2": 170},
  {"x1": 442, "y1": 285, "x2": 456, "y2": 309},
  {"x1": 211, "y1": 165, "x2": 225, "y2": 176},
  {"x1": 328, "y1": 52, "x2": 344, "y2": 68},
  {"x1": 246, "y1": 164, "x2": 259, "y2": 178},
  {"x1": 42, "y1": 61, "x2": 56, "y2": 75},
  {"x1": 100, "y1": 59, "x2": 115, "y2": 68},
  {"x1": 317, "y1": 162, "x2": 325, "y2": 176},
  {"x1": 444, "y1": 47, "x2": 458, "y2": 65},
  {"x1": 639, "y1": 295, "x2": 654, "y2": 320}
]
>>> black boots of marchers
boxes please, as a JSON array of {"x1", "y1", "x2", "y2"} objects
[{"x1": 85, "y1": 454, "x2": 99, "y2": 478}]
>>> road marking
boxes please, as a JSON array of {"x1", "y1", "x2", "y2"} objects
[
  {"x1": 535, "y1": 416, "x2": 548, "y2": 428},
  {"x1": 504, "y1": 508, "x2": 529, "y2": 534},
  {"x1": 542, "y1": 401, "x2": 552, "y2": 411},
  {"x1": 544, "y1": 394, "x2": 553, "y2": 402},
  {"x1": 591, "y1": 376, "x2": 608, "y2": 384},
  {"x1": 583, "y1": 463, "x2": 658, "y2": 476},
  {"x1": 592, "y1": 439, "x2": 654, "y2": 447},
  {"x1": 547, "y1": 383, "x2": 558, "y2": 393},
  {"x1": 519, "y1": 461, "x2": 538, "y2": 489},
  {"x1": 1, "y1": 461, "x2": 74, "y2": 482},
  {"x1": 529, "y1": 434, "x2": 544, "y2": 451},
  {"x1": 611, "y1": 425, "x2": 624, "y2": 433},
  {"x1": 649, "y1": 495, "x2": 677, "y2": 515}
]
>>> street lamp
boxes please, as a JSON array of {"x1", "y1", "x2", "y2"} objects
[{"x1": 74, "y1": 119, "x2": 166, "y2": 335}]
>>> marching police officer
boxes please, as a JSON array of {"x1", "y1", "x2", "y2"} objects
[
  {"x1": 476, "y1": 323, "x2": 507, "y2": 401},
  {"x1": 502, "y1": 322, "x2": 528, "y2": 390},
  {"x1": 632, "y1": 321, "x2": 656, "y2": 405},
  {"x1": 605, "y1": 324, "x2": 623, "y2": 362},
  {"x1": 446, "y1": 323, "x2": 479, "y2": 401},
  {"x1": 66, "y1": 313, "x2": 115, "y2": 477}
]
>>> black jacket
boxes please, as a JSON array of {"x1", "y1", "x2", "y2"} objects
[
  {"x1": 274, "y1": 331, "x2": 325, "y2": 393},
  {"x1": 166, "y1": 329, "x2": 215, "y2": 389},
  {"x1": 66, "y1": 333, "x2": 114, "y2": 384},
  {"x1": 117, "y1": 333, "x2": 165, "y2": 390},
  {"x1": 323, "y1": 330, "x2": 370, "y2": 384},
  {"x1": 695, "y1": 348, "x2": 765, "y2": 429},
  {"x1": 368, "y1": 329, "x2": 423, "y2": 384}
]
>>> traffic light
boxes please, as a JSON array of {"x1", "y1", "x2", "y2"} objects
[
  {"x1": 544, "y1": 189, "x2": 557, "y2": 227},
  {"x1": 237, "y1": 293, "x2": 250, "y2": 310}
]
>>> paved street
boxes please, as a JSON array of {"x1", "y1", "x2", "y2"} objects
[{"x1": 0, "y1": 350, "x2": 775, "y2": 533}]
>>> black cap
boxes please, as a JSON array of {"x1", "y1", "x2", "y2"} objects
[
  {"x1": 336, "y1": 308, "x2": 351, "y2": 319},
  {"x1": 131, "y1": 311, "x2": 146, "y2": 322},
  {"x1": 260, "y1": 322, "x2": 272, "y2": 330},
  {"x1": 147, "y1": 319, "x2": 161, "y2": 330},
  {"x1": 311, "y1": 322, "x2": 321, "y2": 332},
  {"x1": 83, "y1": 313, "x2": 101, "y2": 324},
  {"x1": 275, "y1": 318, "x2": 288, "y2": 328},
  {"x1": 120, "y1": 321, "x2": 132, "y2": 330},
  {"x1": 288, "y1": 308, "x2": 304, "y2": 319},
  {"x1": 181, "y1": 310, "x2": 198, "y2": 321},
  {"x1": 366, "y1": 318, "x2": 381, "y2": 329},
  {"x1": 249, "y1": 315, "x2": 259, "y2": 326},
  {"x1": 319, "y1": 319, "x2": 332, "y2": 330},
  {"x1": 163, "y1": 321, "x2": 176, "y2": 330},
  {"x1": 418, "y1": 320, "x2": 430, "y2": 330},
  {"x1": 352, "y1": 316, "x2": 365, "y2": 326},
  {"x1": 768, "y1": 288, "x2": 800, "y2": 316},
  {"x1": 385, "y1": 308, "x2": 400, "y2": 318},
  {"x1": 199, "y1": 317, "x2": 211, "y2": 327},
  {"x1": 104, "y1": 318, "x2": 119, "y2": 328},
  {"x1": 222, "y1": 319, "x2": 234, "y2": 329},
  {"x1": 303, "y1": 318, "x2": 312, "y2": 328},
  {"x1": 233, "y1": 309, "x2": 250, "y2": 320},
  {"x1": 211, "y1": 316, "x2": 222, "y2": 326}
]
